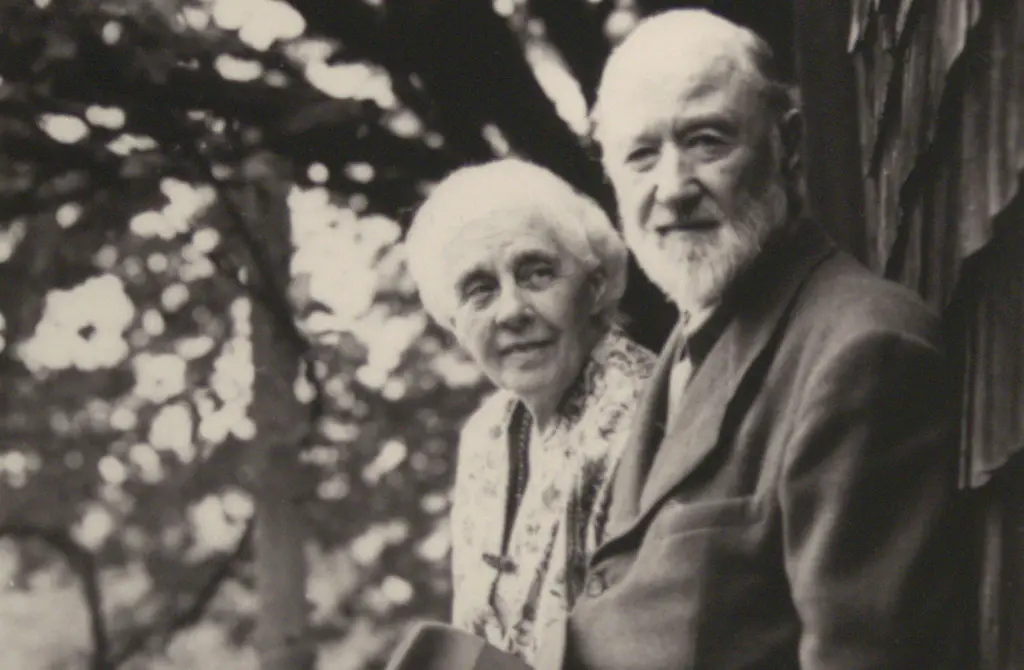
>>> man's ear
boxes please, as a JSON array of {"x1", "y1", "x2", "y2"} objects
[{"x1": 779, "y1": 107, "x2": 803, "y2": 180}]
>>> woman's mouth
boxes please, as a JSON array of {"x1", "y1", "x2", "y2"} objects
[{"x1": 499, "y1": 338, "x2": 554, "y2": 357}]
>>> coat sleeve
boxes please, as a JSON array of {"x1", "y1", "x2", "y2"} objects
[{"x1": 779, "y1": 329, "x2": 966, "y2": 669}]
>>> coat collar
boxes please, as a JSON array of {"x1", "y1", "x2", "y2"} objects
[
  {"x1": 603, "y1": 323, "x2": 684, "y2": 535},
  {"x1": 599, "y1": 220, "x2": 837, "y2": 553}
]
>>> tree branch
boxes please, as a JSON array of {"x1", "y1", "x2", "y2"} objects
[
  {"x1": 181, "y1": 142, "x2": 310, "y2": 360},
  {"x1": 385, "y1": 0, "x2": 607, "y2": 196},
  {"x1": 283, "y1": 0, "x2": 437, "y2": 128},
  {"x1": 108, "y1": 517, "x2": 254, "y2": 668},
  {"x1": 0, "y1": 5, "x2": 325, "y2": 132},
  {"x1": 0, "y1": 523, "x2": 110, "y2": 670},
  {"x1": 169, "y1": 113, "x2": 333, "y2": 453},
  {"x1": 528, "y1": 0, "x2": 613, "y2": 105}
]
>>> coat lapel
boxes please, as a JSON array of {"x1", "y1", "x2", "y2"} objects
[
  {"x1": 602, "y1": 222, "x2": 837, "y2": 548},
  {"x1": 640, "y1": 223, "x2": 836, "y2": 513},
  {"x1": 603, "y1": 325, "x2": 685, "y2": 535}
]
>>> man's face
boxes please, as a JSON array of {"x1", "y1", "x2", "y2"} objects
[{"x1": 597, "y1": 56, "x2": 790, "y2": 314}]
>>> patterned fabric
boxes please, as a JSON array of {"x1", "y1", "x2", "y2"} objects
[{"x1": 449, "y1": 327, "x2": 656, "y2": 665}]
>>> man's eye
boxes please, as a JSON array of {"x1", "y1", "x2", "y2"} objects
[{"x1": 686, "y1": 132, "x2": 729, "y2": 154}]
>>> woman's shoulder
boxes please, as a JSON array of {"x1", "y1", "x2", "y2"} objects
[
  {"x1": 457, "y1": 388, "x2": 515, "y2": 447},
  {"x1": 593, "y1": 327, "x2": 657, "y2": 393},
  {"x1": 568, "y1": 328, "x2": 656, "y2": 445},
  {"x1": 452, "y1": 390, "x2": 515, "y2": 496}
]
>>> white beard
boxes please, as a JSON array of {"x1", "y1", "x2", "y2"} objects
[{"x1": 624, "y1": 178, "x2": 789, "y2": 316}]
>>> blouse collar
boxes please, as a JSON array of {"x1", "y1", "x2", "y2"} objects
[{"x1": 500, "y1": 325, "x2": 630, "y2": 432}]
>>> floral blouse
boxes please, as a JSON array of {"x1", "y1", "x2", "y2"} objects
[{"x1": 449, "y1": 327, "x2": 656, "y2": 665}]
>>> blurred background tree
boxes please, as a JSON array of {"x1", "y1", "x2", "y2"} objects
[{"x1": 0, "y1": 1, "x2": 839, "y2": 669}]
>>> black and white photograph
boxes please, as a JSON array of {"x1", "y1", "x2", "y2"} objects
[{"x1": 0, "y1": 1, "x2": 1020, "y2": 669}]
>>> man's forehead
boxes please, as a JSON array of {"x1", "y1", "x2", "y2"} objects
[
  {"x1": 594, "y1": 11, "x2": 766, "y2": 127},
  {"x1": 596, "y1": 60, "x2": 756, "y2": 144},
  {"x1": 620, "y1": 50, "x2": 742, "y2": 99},
  {"x1": 604, "y1": 38, "x2": 748, "y2": 99}
]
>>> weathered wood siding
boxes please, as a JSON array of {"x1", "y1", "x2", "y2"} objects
[
  {"x1": 849, "y1": 0, "x2": 1024, "y2": 485},
  {"x1": 849, "y1": 1, "x2": 1024, "y2": 667}
]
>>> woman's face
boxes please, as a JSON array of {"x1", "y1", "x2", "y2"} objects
[{"x1": 441, "y1": 211, "x2": 598, "y2": 407}]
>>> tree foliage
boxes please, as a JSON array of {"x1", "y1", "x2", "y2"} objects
[{"x1": 0, "y1": 1, "x2": 715, "y2": 668}]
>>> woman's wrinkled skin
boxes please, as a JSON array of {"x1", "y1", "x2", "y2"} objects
[{"x1": 440, "y1": 211, "x2": 603, "y2": 431}]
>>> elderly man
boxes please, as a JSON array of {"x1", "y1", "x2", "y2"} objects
[{"x1": 533, "y1": 9, "x2": 969, "y2": 670}]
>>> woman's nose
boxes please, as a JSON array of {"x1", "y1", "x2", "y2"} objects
[{"x1": 493, "y1": 287, "x2": 533, "y2": 328}]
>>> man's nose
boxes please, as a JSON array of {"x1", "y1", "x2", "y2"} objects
[{"x1": 654, "y1": 147, "x2": 701, "y2": 207}]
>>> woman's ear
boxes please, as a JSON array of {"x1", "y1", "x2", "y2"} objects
[{"x1": 587, "y1": 268, "x2": 608, "y2": 317}]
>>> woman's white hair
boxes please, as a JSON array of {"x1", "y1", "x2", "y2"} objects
[{"x1": 404, "y1": 158, "x2": 629, "y2": 329}]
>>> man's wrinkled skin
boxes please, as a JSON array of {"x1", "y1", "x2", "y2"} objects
[{"x1": 532, "y1": 10, "x2": 970, "y2": 670}]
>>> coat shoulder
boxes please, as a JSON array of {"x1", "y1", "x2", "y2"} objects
[{"x1": 791, "y1": 251, "x2": 942, "y2": 350}]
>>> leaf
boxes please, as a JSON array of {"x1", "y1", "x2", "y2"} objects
[
  {"x1": 43, "y1": 32, "x2": 78, "y2": 61},
  {"x1": 133, "y1": 47, "x2": 178, "y2": 86},
  {"x1": 280, "y1": 99, "x2": 363, "y2": 136}
]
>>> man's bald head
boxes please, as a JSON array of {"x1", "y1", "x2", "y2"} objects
[{"x1": 591, "y1": 9, "x2": 792, "y2": 145}]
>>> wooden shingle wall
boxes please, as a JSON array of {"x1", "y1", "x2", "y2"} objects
[
  {"x1": 849, "y1": 0, "x2": 1024, "y2": 486},
  {"x1": 849, "y1": 1, "x2": 1024, "y2": 667}
]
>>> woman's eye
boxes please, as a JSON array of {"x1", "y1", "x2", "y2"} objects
[
  {"x1": 462, "y1": 281, "x2": 494, "y2": 307},
  {"x1": 521, "y1": 264, "x2": 556, "y2": 286}
]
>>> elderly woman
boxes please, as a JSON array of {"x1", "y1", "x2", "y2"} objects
[{"x1": 404, "y1": 158, "x2": 656, "y2": 665}]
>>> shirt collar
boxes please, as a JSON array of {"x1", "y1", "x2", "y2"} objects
[
  {"x1": 678, "y1": 303, "x2": 731, "y2": 368},
  {"x1": 674, "y1": 218, "x2": 832, "y2": 368}
]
